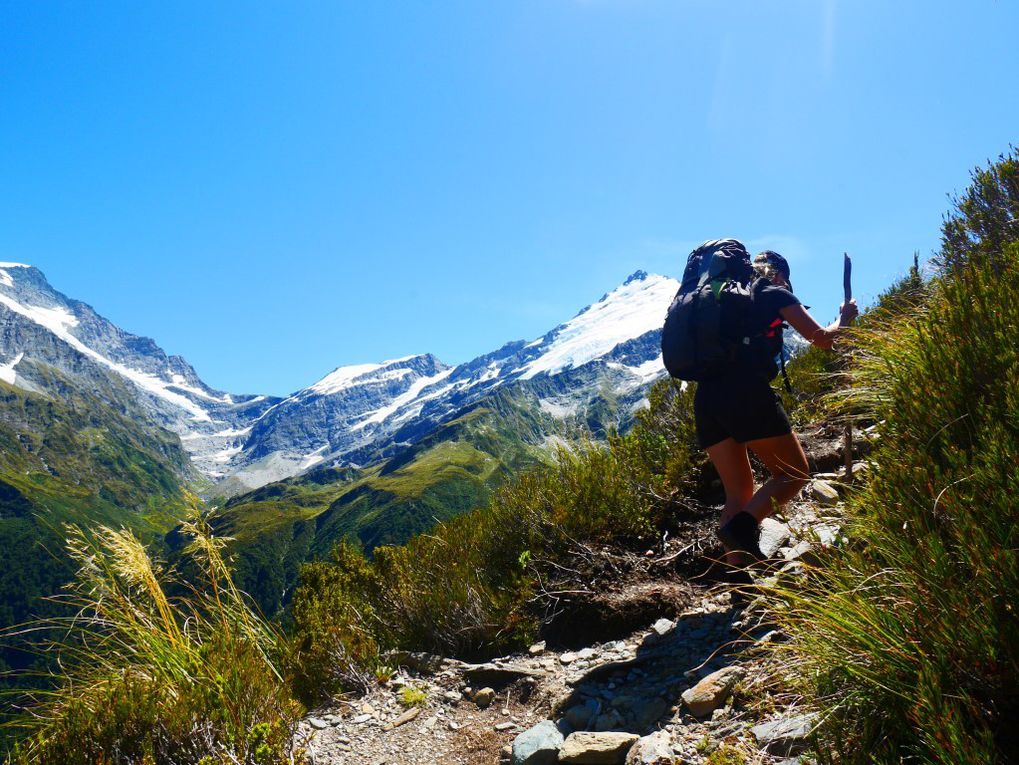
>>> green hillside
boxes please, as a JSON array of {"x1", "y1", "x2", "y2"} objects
[
  {"x1": 217, "y1": 384, "x2": 581, "y2": 616},
  {"x1": 0, "y1": 362, "x2": 197, "y2": 677}
]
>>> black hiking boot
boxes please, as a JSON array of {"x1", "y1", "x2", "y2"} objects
[{"x1": 718, "y1": 512, "x2": 765, "y2": 561}]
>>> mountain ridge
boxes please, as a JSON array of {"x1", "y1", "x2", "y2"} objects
[{"x1": 0, "y1": 264, "x2": 679, "y2": 496}]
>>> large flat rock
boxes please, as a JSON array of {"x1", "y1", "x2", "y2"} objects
[{"x1": 559, "y1": 731, "x2": 640, "y2": 763}]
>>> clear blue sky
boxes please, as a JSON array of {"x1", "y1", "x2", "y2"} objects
[{"x1": 2, "y1": 1, "x2": 1016, "y2": 396}]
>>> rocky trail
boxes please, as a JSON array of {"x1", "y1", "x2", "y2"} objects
[{"x1": 296, "y1": 426, "x2": 869, "y2": 765}]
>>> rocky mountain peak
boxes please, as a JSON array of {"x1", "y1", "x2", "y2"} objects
[{"x1": 623, "y1": 269, "x2": 649, "y2": 285}]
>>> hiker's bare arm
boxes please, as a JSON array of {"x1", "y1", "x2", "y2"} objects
[{"x1": 780, "y1": 301, "x2": 858, "y2": 350}]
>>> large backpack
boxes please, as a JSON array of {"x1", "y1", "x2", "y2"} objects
[{"x1": 661, "y1": 239, "x2": 756, "y2": 381}]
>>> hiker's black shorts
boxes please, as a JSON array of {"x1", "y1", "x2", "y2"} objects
[{"x1": 693, "y1": 374, "x2": 792, "y2": 449}]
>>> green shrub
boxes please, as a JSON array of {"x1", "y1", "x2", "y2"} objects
[
  {"x1": 289, "y1": 380, "x2": 701, "y2": 692},
  {"x1": 398, "y1": 686, "x2": 427, "y2": 707},
  {"x1": 3, "y1": 517, "x2": 303, "y2": 765},
  {"x1": 765, "y1": 192, "x2": 1019, "y2": 762},
  {"x1": 938, "y1": 148, "x2": 1019, "y2": 273},
  {"x1": 705, "y1": 743, "x2": 747, "y2": 765},
  {"x1": 780, "y1": 343, "x2": 841, "y2": 426},
  {"x1": 288, "y1": 540, "x2": 382, "y2": 704}
]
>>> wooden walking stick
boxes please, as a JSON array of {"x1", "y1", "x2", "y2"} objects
[{"x1": 842, "y1": 252, "x2": 854, "y2": 479}]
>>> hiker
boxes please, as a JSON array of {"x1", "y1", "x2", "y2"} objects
[{"x1": 663, "y1": 240, "x2": 858, "y2": 564}]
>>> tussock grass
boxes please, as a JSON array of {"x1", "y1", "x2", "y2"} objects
[
  {"x1": 2, "y1": 516, "x2": 303, "y2": 765},
  {"x1": 764, "y1": 237, "x2": 1019, "y2": 761}
]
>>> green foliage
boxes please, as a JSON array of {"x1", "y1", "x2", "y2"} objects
[
  {"x1": 0, "y1": 370, "x2": 197, "y2": 709},
  {"x1": 779, "y1": 343, "x2": 841, "y2": 426},
  {"x1": 868, "y1": 252, "x2": 932, "y2": 321},
  {"x1": 223, "y1": 379, "x2": 668, "y2": 623},
  {"x1": 704, "y1": 744, "x2": 747, "y2": 765},
  {"x1": 288, "y1": 380, "x2": 700, "y2": 700},
  {"x1": 288, "y1": 540, "x2": 382, "y2": 704},
  {"x1": 397, "y1": 686, "x2": 427, "y2": 707},
  {"x1": 3, "y1": 517, "x2": 303, "y2": 765},
  {"x1": 373, "y1": 663, "x2": 396, "y2": 684},
  {"x1": 938, "y1": 147, "x2": 1019, "y2": 273},
  {"x1": 766, "y1": 174, "x2": 1019, "y2": 763},
  {"x1": 221, "y1": 393, "x2": 564, "y2": 618}
]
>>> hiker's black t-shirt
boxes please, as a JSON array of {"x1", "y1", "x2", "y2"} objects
[
  {"x1": 736, "y1": 280, "x2": 801, "y2": 380},
  {"x1": 693, "y1": 279, "x2": 801, "y2": 447}
]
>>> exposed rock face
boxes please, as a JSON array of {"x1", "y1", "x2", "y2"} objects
[
  {"x1": 220, "y1": 353, "x2": 452, "y2": 492},
  {"x1": 226, "y1": 272, "x2": 681, "y2": 492},
  {"x1": 0, "y1": 263, "x2": 277, "y2": 481}
]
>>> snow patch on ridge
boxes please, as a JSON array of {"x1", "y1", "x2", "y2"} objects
[
  {"x1": 0, "y1": 292, "x2": 213, "y2": 421},
  {"x1": 180, "y1": 426, "x2": 252, "y2": 442},
  {"x1": 298, "y1": 445, "x2": 329, "y2": 471},
  {"x1": 539, "y1": 399, "x2": 580, "y2": 418},
  {"x1": 517, "y1": 273, "x2": 678, "y2": 380},
  {"x1": 309, "y1": 363, "x2": 386, "y2": 396},
  {"x1": 307, "y1": 357, "x2": 422, "y2": 397},
  {"x1": 169, "y1": 374, "x2": 234, "y2": 404},
  {"x1": 0, "y1": 264, "x2": 30, "y2": 288},
  {"x1": 619, "y1": 357, "x2": 668, "y2": 386},
  {"x1": 210, "y1": 444, "x2": 243, "y2": 464},
  {"x1": 0, "y1": 352, "x2": 24, "y2": 385},
  {"x1": 352, "y1": 368, "x2": 455, "y2": 431}
]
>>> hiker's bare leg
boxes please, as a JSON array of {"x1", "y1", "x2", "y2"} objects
[
  {"x1": 705, "y1": 438, "x2": 755, "y2": 565},
  {"x1": 742, "y1": 432, "x2": 810, "y2": 522}
]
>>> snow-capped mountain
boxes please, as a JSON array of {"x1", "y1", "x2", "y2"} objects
[
  {"x1": 217, "y1": 270, "x2": 679, "y2": 491},
  {"x1": 213, "y1": 354, "x2": 454, "y2": 493},
  {"x1": 0, "y1": 262, "x2": 279, "y2": 477},
  {"x1": 0, "y1": 262, "x2": 681, "y2": 494}
]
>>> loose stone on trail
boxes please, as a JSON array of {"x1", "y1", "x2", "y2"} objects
[
  {"x1": 752, "y1": 712, "x2": 819, "y2": 755},
  {"x1": 512, "y1": 720, "x2": 564, "y2": 765},
  {"x1": 473, "y1": 687, "x2": 496, "y2": 708},
  {"x1": 759, "y1": 517, "x2": 791, "y2": 558},
  {"x1": 651, "y1": 618, "x2": 674, "y2": 636},
  {"x1": 681, "y1": 666, "x2": 744, "y2": 717},
  {"x1": 558, "y1": 731, "x2": 640, "y2": 764},
  {"x1": 623, "y1": 730, "x2": 674, "y2": 765},
  {"x1": 807, "y1": 479, "x2": 840, "y2": 506},
  {"x1": 382, "y1": 707, "x2": 420, "y2": 731}
]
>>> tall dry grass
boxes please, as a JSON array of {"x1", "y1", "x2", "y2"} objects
[{"x1": 2, "y1": 516, "x2": 304, "y2": 765}]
